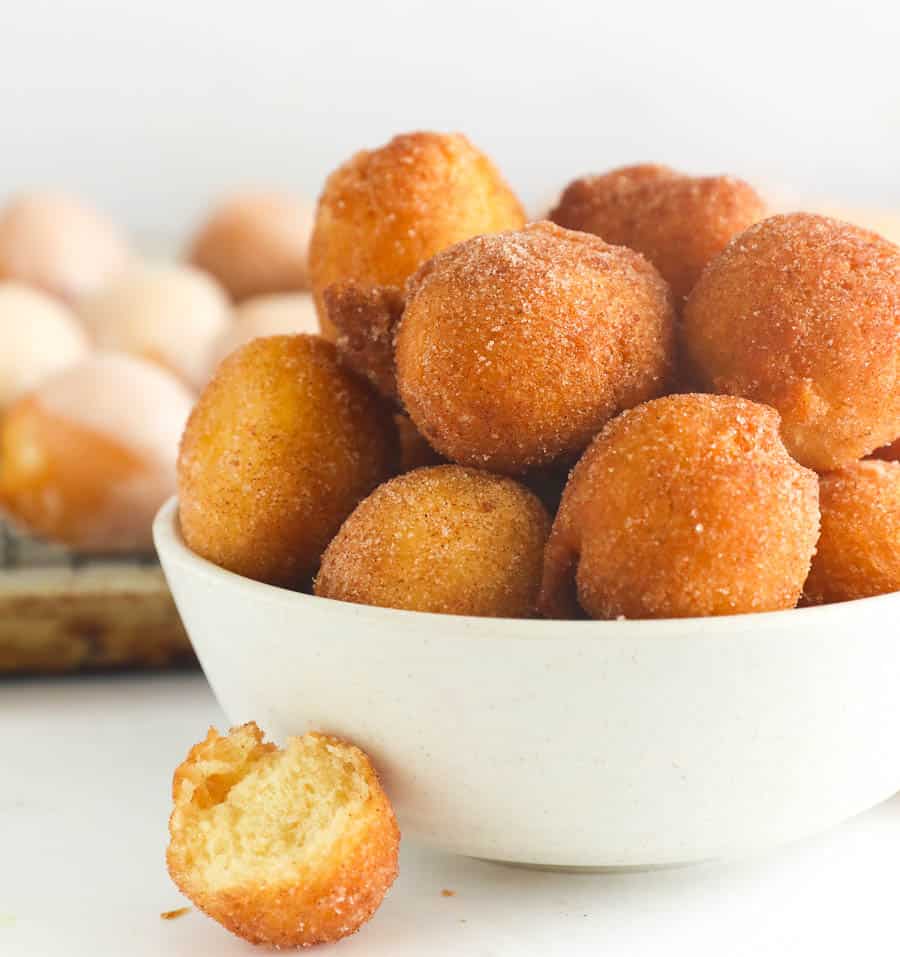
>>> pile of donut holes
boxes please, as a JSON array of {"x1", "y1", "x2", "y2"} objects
[{"x1": 174, "y1": 131, "x2": 900, "y2": 619}]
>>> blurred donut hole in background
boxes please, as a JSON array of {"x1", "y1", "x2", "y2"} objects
[{"x1": 0, "y1": 187, "x2": 317, "y2": 673}]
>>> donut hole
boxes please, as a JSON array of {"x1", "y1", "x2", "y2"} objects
[{"x1": 174, "y1": 727, "x2": 372, "y2": 894}]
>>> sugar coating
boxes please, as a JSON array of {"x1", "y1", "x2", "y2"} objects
[
  {"x1": 167, "y1": 723, "x2": 399, "y2": 948},
  {"x1": 550, "y1": 165, "x2": 766, "y2": 299},
  {"x1": 178, "y1": 335, "x2": 398, "y2": 588},
  {"x1": 309, "y1": 131, "x2": 526, "y2": 338},
  {"x1": 683, "y1": 213, "x2": 900, "y2": 472},
  {"x1": 0, "y1": 191, "x2": 131, "y2": 303},
  {"x1": 539, "y1": 393, "x2": 820, "y2": 620},
  {"x1": 805, "y1": 460, "x2": 900, "y2": 604},
  {"x1": 0, "y1": 282, "x2": 90, "y2": 408},
  {"x1": 79, "y1": 262, "x2": 231, "y2": 389},
  {"x1": 38, "y1": 353, "x2": 193, "y2": 466},
  {"x1": 396, "y1": 221, "x2": 676, "y2": 474},
  {"x1": 205, "y1": 291, "x2": 318, "y2": 379},
  {"x1": 316, "y1": 465, "x2": 550, "y2": 617},
  {"x1": 781, "y1": 200, "x2": 900, "y2": 246},
  {"x1": 187, "y1": 191, "x2": 313, "y2": 302}
]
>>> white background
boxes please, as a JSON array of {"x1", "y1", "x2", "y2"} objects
[{"x1": 1, "y1": 0, "x2": 898, "y2": 236}]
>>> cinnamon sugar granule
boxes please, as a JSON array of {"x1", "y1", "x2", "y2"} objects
[
  {"x1": 805, "y1": 460, "x2": 900, "y2": 604},
  {"x1": 550, "y1": 165, "x2": 766, "y2": 298},
  {"x1": 540, "y1": 393, "x2": 820, "y2": 620},
  {"x1": 309, "y1": 131, "x2": 525, "y2": 336},
  {"x1": 396, "y1": 221, "x2": 675, "y2": 474},
  {"x1": 315, "y1": 465, "x2": 549, "y2": 617},
  {"x1": 683, "y1": 213, "x2": 900, "y2": 471}
]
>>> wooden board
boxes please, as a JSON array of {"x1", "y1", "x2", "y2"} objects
[{"x1": 0, "y1": 521, "x2": 192, "y2": 673}]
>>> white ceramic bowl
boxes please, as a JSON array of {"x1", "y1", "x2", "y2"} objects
[{"x1": 154, "y1": 497, "x2": 900, "y2": 870}]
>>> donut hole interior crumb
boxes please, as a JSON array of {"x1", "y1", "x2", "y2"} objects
[{"x1": 176, "y1": 731, "x2": 371, "y2": 892}]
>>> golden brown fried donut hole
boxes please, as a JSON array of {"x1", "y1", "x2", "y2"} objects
[
  {"x1": 315, "y1": 465, "x2": 550, "y2": 617},
  {"x1": 395, "y1": 221, "x2": 675, "y2": 474},
  {"x1": 550, "y1": 165, "x2": 766, "y2": 299},
  {"x1": 187, "y1": 191, "x2": 313, "y2": 301},
  {"x1": 167, "y1": 723, "x2": 399, "y2": 949},
  {"x1": 804, "y1": 460, "x2": 900, "y2": 604},
  {"x1": 683, "y1": 214, "x2": 900, "y2": 472},
  {"x1": 309, "y1": 131, "x2": 526, "y2": 338},
  {"x1": 178, "y1": 335, "x2": 397, "y2": 587},
  {"x1": 539, "y1": 394, "x2": 820, "y2": 620}
]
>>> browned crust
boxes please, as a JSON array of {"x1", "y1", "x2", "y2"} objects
[
  {"x1": 550, "y1": 166, "x2": 766, "y2": 299},
  {"x1": 683, "y1": 213, "x2": 900, "y2": 471},
  {"x1": 167, "y1": 723, "x2": 400, "y2": 949},
  {"x1": 539, "y1": 394, "x2": 820, "y2": 620},
  {"x1": 395, "y1": 221, "x2": 676, "y2": 474},
  {"x1": 314, "y1": 465, "x2": 551, "y2": 617},
  {"x1": 550, "y1": 165, "x2": 678, "y2": 230},
  {"x1": 537, "y1": 516, "x2": 584, "y2": 619},
  {"x1": 324, "y1": 281, "x2": 404, "y2": 403},
  {"x1": 804, "y1": 460, "x2": 900, "y2": 604},
  {"x1": 309, "y1": 131, "x2": 526, "y2": 338},
  {"x1": 177, "y1": 335, "x2": 399, "y2": 588}
]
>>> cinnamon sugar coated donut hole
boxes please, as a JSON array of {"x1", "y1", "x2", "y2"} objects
[
  {"x1": 167, "y1": 723, "x2": 399, "y2": 948},
  {"x1": 0, "y1": 355, "x2": 193, "y2": 551},
  {"x1": 177, "y1": 335, "x2": 398, "y2": 588},
  {"x1": 0, "y1": 191, "x2": 130, "y2": 303},
  {"x1": 804, "y1": 461, "x2": 900, "y2": 604},
  {"x1": 315, "y1": 466, "x2": 550, "y2": 617},
  {"x1": 395, "y1": 222, "x2": 675, "y2": 474},
  {"x1": 683, "y1": 214, "x2": 900, "y2": 471},
  {"x1": 79, "y1": 263, "x2": 231, "y2": 389},
  {"x1": 550, "y1": 165, "x2": 766, "y2": 299},
  {"x1": 0, "y1": 282, "x2": 91, "y2": 408},
  {"x1": 187, "y1": 192, "x2": 313, "y2": 302},
  {"x1": 539, "y1": 394, "x2": 820, "y2": 620},
  {"x1": 309, "y1": 131, "x2": 526, "y2": 338}
]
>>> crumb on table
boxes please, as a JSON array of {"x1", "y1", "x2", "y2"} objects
[{"x1": 160, "y1": 906, "x2": 191, "y2": 921}]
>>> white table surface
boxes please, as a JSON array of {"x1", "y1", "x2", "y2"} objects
[{"x1": 3, "y1": 671, "x2": 899, "y2": 957}]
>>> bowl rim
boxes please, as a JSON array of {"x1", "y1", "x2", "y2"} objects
[{"x1": 153, "y1": 496, "x2": 900, "y2": 637}]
